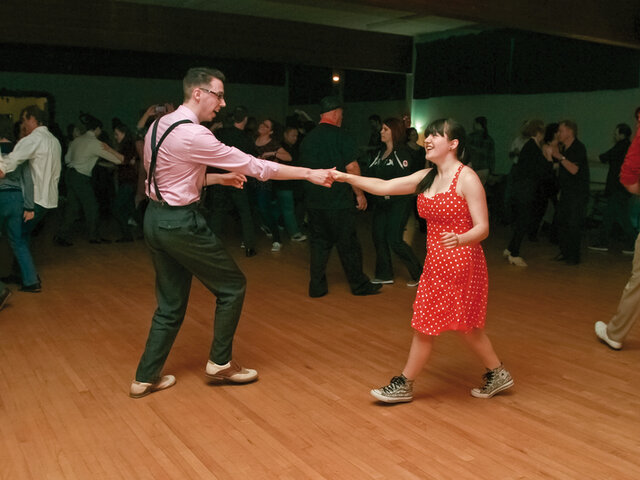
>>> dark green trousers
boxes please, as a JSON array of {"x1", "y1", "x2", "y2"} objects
[{"x1": 135, "y1": 201, "x2": 246, "y2": 383}]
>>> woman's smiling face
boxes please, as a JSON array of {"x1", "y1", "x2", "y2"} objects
[{"x1": 424, "y1": 131, "x2": 452, "y2": 163}]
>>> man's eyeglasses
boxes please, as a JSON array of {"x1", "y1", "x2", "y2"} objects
[{"x1": 199, "y1": 87, "x2": 224, "y2": 100}]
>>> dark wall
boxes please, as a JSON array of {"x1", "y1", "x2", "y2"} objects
[
  {"x1": 288, "y1": 66, "x2": 406, "y2": 104},
  {"x1": 414, "y1": 29, "x2": 640, "y2": 98},
  {"x1": 1, "y1": 43, "x2": 285, "y2": 85},
  {"x1": 2, "y1": 0, "x2": 413, "y2": 75}
]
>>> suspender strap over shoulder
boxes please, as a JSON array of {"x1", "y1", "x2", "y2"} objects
[{"x1": 147, "y1": 118, "x2": 193, "y2": 201}]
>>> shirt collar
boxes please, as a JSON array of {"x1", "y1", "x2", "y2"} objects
[
  {"x1": 177, "y1": 105, "x2": 200, "y2": 124},
  {"x1": 319, "y1": 119, "x2": 340, "y2": 127}
]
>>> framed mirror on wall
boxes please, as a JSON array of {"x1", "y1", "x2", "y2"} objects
[{"x1": 0, "y1": 90, "x2": 53, "y2": 141}]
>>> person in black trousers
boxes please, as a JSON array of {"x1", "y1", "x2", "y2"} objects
[
  {"x1": 552, "y1": 120, "x2": 590, "y2": 265},
  {"x1": 208, "y1": 106, "x2": 259, "y2": 257},
  {"x1": 368, "y1": 117, "x2": 423, "y2": 285},
  {"x1": 300, "y1": 96, "x2": 381, "y2": 298},
  {"x1": 504, "y1": 119, "x2": 552, "y2": 266},
  {"x1": 588, "y1": 123, "x2": 634, "y2": 254}
]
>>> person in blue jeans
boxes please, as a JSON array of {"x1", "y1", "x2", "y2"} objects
[{"x1": 0, "y1": 162, "x2": 40, "y2": 292}]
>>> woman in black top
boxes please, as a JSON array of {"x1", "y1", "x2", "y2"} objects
[
  {"x1": 369, "y1": 118, "x2": 422, "y2": 285},
  {"x1": 406, "y1": 127, "x2": 426, "y2": 170}
]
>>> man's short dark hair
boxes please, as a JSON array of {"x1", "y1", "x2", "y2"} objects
[
  {"x1": 368, "y1": 114, "x2": 381, "y2": 124},
  {"x1": 79, "y1": 112, "x2": 102, "y2": 131},
  {"x1": 616, "y1": 123, "x2": 632, "y2": 139},
  {"x1": 183, "y1": 67, "x2": 226, "y2": 100},
  {"x1": 232, "y1": 106, "x2": 248, "y2": 123},
  {"x1": 20, "y1": 105, "x2": 47, "y2": 126}
]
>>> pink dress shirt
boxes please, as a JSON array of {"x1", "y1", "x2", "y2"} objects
[{"x1": 144, "y1": 105, "x2": 280, "y2": 206}]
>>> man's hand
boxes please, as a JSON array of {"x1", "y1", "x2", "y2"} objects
[
  {"x1": 307, "y1": 169, "x2": 334, "y2": 188},
  {"x1": 218, "y1": 172, "x2": 247, "y2": 189},
  {"x1": 206, "y1": 172, "x2": 247, "y2": 189},
  {"x1": 355, "y1": 192, "x2": 367, "y2": 210},
  {"x1": 23, "y1": 210, "x2": 35, "y2": 222}
]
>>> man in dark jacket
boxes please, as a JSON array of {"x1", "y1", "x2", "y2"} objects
[
  {"x1": 300, "y1": 96, "x2": 381, "y2": 298},
  {"x1": 588, "y1": 123, "x2": 634, "y2": 253}
]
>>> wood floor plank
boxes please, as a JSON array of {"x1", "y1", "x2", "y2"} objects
[{"x1": 1, "y1": 215, "x2": 639, "y2": 479}]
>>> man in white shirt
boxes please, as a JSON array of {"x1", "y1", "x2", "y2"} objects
[
  {"x1": 0, "y1": 105, "x2": 62, "y2": 287},
  {"x1": 54, "y1": 115, "x2": 122, "y2": 245},
  {"x1": 0, "y1": 106, "x2": 61, "y2": 215}
]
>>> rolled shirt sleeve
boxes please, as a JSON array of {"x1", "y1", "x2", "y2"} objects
[{"x1": 189, "y1": 129, "x2": 279, "y2": 181}]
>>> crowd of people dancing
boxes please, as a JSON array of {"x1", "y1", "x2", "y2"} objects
[{"x1": 0, "y1": 67, "x2": 639, "y2": 403}]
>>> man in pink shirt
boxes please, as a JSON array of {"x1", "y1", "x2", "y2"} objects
[
  {"x1": 130, "y1": 67, "x2": 333, "y2": 398},
  {"x1": 595, "y1": 110, "x2": 640, "y2": 350}
]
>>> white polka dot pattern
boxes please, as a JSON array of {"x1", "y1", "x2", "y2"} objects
[{"x1": 411, "y1": 165, "x2": 488, "y2": 335}]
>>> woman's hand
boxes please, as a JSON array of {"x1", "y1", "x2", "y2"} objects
[
  {"x1": 440, "y1": 232, "x2": 460, "y2": 249},
  {"x1": 329, "y1": 170, "x2": 348, "y2": 183},
  {"x1": 306, "y1": 169, "x2": 334, "y2": 188}
]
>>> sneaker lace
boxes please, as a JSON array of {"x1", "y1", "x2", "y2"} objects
[
  {"x1": 381, "y1": 376, "x2": 405, "y2": 394},
  {"x1": 480, "y1": 371, "x2": 495, "y2": 392}
]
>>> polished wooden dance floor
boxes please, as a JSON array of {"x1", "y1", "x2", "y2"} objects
[{"x1": 1, "y1": 215, "x2": 638, "y2": 479}]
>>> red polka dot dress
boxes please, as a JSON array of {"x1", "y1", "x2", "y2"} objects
[{"x1": 412, "y1": 164, "x2": 488, "y2": 335}]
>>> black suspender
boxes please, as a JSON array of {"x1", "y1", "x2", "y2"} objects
[{"x1": 147, "y1": 118, "x2": 193, "y2": 202}]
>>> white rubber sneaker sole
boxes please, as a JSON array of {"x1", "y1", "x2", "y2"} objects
[
  {"x1": 470, "y1": 378, "x2": 514, "y2": 398},
  {"x1": 370, "y1": 389, "x2": 413, "y2": 403}
]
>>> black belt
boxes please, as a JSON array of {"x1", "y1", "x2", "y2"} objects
[{"x1": 148, "y1": 199, "x2": 200, "y2": 210}]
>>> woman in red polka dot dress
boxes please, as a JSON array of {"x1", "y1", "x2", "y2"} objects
[{"x1": 331, "y1": 118, "x2": 513, "y2": 403}]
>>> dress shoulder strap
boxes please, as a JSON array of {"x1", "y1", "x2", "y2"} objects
[{"x1": 450, "y1": 163, "x2": 465, "y2": 190}]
